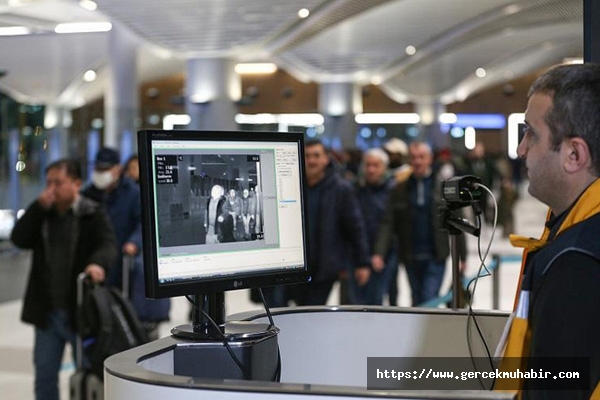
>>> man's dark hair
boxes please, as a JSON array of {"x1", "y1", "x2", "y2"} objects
[
  {"x1": 124, "y1": 154, "x2": 138, "y2": 168},
  {"x1": 45, "y1": 158, "x2": 82, "y2": 180},
  {"x1": 529, "y1": 63, "x2": 600, "y2": 174},
  {"x1": 305, "y1": 138, "x2": 326, "y2": 150}
]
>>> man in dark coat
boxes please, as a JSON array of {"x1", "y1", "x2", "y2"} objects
[
  {"x1": 374, "y1": 141, "x2": 456, "y2": 306},
  {"x1": 294, "y1": 139, "x2": 371, "y2": 305},
  {"x1": 11, "y1": 158, "x2": 116, "y2": 400},
  {"x1": 354, "y1": 147, "x2": 397, "y2": 305}
]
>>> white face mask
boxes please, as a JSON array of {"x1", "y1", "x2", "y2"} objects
[{"x1": 92, "y1": 170, "x2": 114, "y2": 190}]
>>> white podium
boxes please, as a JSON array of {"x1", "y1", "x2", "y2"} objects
[{"x1": 105, "y1": 306, "x2": 515, "y2": 400}]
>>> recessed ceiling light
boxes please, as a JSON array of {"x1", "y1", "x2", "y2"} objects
[
  {"x1": 503, "y1": 4, "x2": 521, "y2": 15},
  {"x1": 79, "y1": 0, "x2": 98, "y2": 11},
  {"x1": 405, "y1": 45, "x2": 416, "y2": 55},
  {"x1": 83, "y1": 70, "x2": 97, "y2": 82},
  {"x1": 298, "y1": 8, "x2": 310, "y2": 18}
]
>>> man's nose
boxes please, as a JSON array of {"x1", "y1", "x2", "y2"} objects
[{"x1": 517, "y1": 139, "x2": 527, "y2": 159}]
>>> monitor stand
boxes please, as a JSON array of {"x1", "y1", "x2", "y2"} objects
[
  {"x1": 170, "y1": 292, "x2": 281, "y2": 381},
  {"x1": 171, "y1": 292, "x2": 279, "y2": 340}
]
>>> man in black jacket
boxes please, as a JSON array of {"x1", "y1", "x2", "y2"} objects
[
  {"x1": 263, "y1": 140, "x2": 371, "y2": 307},
  {"x1": 296, "y1": 139, "x2": 371, "y2": 305},
  {"x1": 374, "y1": 141, "x2": 455, "y2": 306},
  {"x1": 11, "y1": 159, "x2": 116, "y2": 400}
]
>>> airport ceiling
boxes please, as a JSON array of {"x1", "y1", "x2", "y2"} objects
[{"x1": 0, "y1": 0, "x2": 583, "y2": 108}]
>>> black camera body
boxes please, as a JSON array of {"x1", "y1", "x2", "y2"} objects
[
  {"x1": 440, "y1": 175, "x2": 483, "y2": 237},
  {"x1": 441, "y1": 175, "x2": 483, "y2": 205}
]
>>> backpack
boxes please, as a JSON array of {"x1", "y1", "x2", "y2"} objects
[{"x1": 79, "y1": 284, "x2": 148, "y2": 377}]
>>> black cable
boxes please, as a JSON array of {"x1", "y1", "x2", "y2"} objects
[
  {"x1": 200, "y1": 308, "x2": 251, "y2": 380},
  {"x1": 185, "y1": 295, "x2": 250, "y2": 380},
  {"x1": 257, "y1": 288, "x2": 282, "y2": 382},
  {"x1": 464, "y1": 187, "x2": 498, "y2": 390},
  {"x1": 257, "y1": 288, "x2": 275, "y2": 327},
  {"x1": 476, "y1": 230, "x2": 493, "y2": 278},
  {"x1": 465, "y1": 229, "x2": 496, "y2": 390}
]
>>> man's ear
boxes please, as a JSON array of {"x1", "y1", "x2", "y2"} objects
[{"x1": 563, "y1": 137, "x2": 591, "y2": 173}]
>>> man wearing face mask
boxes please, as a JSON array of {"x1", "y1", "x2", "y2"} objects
[{"x1": 81, "y1": 147, "x2": 143, "y2": 290}]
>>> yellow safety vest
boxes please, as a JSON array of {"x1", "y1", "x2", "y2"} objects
[{"x1": 495, "y1": 178, "x2": 600, "y2": 399}]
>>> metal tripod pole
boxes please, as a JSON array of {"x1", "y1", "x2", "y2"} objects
[{"x1": 450, "y1": 234, "x2": 461, "y2": 309}]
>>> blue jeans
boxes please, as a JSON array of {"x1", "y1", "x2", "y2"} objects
[
  {"x1": 34, "y1": 310, "x2": 76, "y2": 400},
  {"x1": 405, "y1": 258, "x2": 446, "y2": 306},
  {"x1": 349, "y1": 252, "x2": 398, "y2": 305},
  {"x1": 386, "y1": 261, "x2": 399, "y2": 306}
]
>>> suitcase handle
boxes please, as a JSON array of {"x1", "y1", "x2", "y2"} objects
[
  {"x1": 122, "y1": 255, "x2": 134, "y2": 299},
  {"x1": 75, "y1": 272, "x2": 91, "y2": 371}
]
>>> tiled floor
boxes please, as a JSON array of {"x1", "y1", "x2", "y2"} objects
[{"x1": 0, "y1": 183, "x2": 548, "y2": 399}]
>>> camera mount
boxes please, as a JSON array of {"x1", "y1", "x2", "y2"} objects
[{"x1": 440, "y1": 175, "x2": 483, "y2": 309}]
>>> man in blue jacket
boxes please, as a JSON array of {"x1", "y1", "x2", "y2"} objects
[
  {"x1": 81, "y1": 147, "x2": 142, "y2": 289},
  {"x1": 81, "y1": 148, "x2": 170, "y2": 338}
]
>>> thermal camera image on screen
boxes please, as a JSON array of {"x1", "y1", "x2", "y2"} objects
[
  {"x1": 154, "y1": 152, "x2": 270, "y2": 251},
  {"x1": 139, "y1": 132, "x2": 307, "y2": 293}
]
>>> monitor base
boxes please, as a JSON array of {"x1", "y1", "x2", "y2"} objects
[{"x1": 171, "y1": 321, "x2": 279, "y2": 341}]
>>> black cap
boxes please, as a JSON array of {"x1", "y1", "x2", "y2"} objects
[{"x1": 95, "y1": 147, "x2": 120, "y2": 169}]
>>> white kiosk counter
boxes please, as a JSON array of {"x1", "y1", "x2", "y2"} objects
[{"x1": 105, "y1": 306, "x2": 515, "y2": 400}]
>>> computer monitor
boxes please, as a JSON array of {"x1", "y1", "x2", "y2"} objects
[{"x1": 137, "y1": 129, "x2": 311, "y2": 303}]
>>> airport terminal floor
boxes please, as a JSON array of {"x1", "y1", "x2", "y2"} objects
[{"x1": 0, "y1": 182, "x2": 548, "y2": 399}]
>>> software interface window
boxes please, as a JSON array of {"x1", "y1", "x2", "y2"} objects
[{"x1": 150, "y1": 140, "x2": 305, "y2": 283}]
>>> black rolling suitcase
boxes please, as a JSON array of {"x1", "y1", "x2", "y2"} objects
[
  {"x1": 70, "y1": 262, "x2": 148, "y2": 400},
  {"x1": 70, "y1": 272, "x2": 104, "y2": 400}
]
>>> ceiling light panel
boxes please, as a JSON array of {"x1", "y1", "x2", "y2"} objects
[
  {"x1": 94, "y1": 0, "x2": 323, "y2": 55},
  {"x1": 279, "y1": 0, "x2": 517, "y2": 78},
  {"x1": 385, "y1": 23, "x2": 581, "y2": 98}
]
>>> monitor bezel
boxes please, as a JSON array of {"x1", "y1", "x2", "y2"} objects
[{"x1": 138, "y1": 129, "x2": 311, "y2": 299}]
